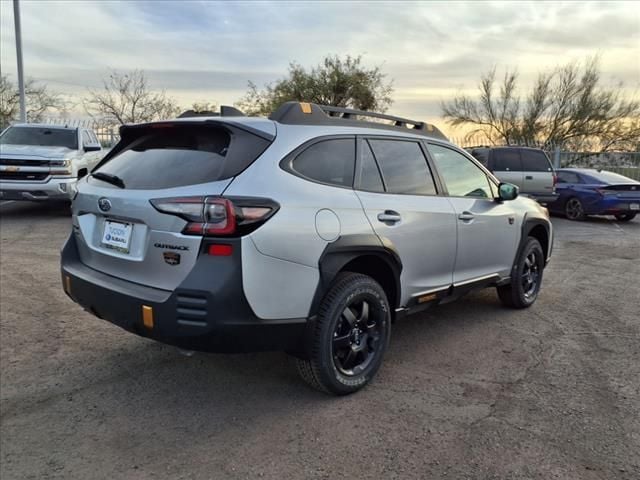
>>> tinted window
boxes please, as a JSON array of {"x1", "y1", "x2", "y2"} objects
[
  {"x1": 368, "y1": 139, "x2": 436, "y2": 195},
  {"x1": 0, "y1": 126, "x2": 78, "y2": 149},
  {"x1": 470, "y1": 148, "x2": 490, "y2": 166},
  {"x1": 292, "y1": 139, "x2": 355, "y2": 187},
  {"x1": 429, "y1": 144, "x2": 493, "y2": 198},
  {"x1": 582, "y1": 170, "x2": 638, "y2": 184},
  {"x1": 557, "y1": 171, "x2": 581, "y2": 184},
  {"x1": 492, "y1": 149, "x2": 521, "y2": 171},
  {"x1": 521, "y1": 149, "x2": 552, "y2": 172},
  {"x1": 95, "y1": 125, "x2": 233, "y2": 189},
  {"x1": 357, "y1": 141, "x2": 385, "y2": 192}
]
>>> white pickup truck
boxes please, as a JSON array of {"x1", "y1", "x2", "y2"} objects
[{"x1": 0, "y1": 123, "x2": 104, "y2": 201}]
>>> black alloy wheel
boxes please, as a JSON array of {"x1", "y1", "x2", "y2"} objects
[
  {"x1": 295, "y1": 273, "x2": 391, "y2": 395},
  {"x1": 565, "y1": 197, "x2": 585, "y2": 220}
]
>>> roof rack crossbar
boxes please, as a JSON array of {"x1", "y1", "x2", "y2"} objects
[
  {"x1": 319, "y1": 105, "x2": 425, "y2": 130},
  {"x1": 268, "y1": 102, "x2": 448, "y2": 140}
]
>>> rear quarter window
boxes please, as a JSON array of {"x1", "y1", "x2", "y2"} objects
[
  {"x1": 288, "y1": 138, "x2": 355, "y2": 188},
  {"x1": 521, "y1": 149, "x2": 552, "y2": 172}
]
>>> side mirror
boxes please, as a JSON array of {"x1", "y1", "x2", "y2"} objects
[
  {"x1": 498, "y1": 182, "x2": 519, "y2": 201},
  {"x1": 84, "y1": 145, "x2": 101, "y2": 152}
]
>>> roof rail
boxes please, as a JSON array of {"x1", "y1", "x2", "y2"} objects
[
  {"x1": 268, "y1": 102, "x2": 447, "y2": 140},
  {"x1": 178, "y1": 105, "x2": 246, "y2": 118}
]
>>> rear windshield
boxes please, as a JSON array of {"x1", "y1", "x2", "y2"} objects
[
  {"x1": 0, "y1": 126, "x2": 78, "y2": 149},
  {"x1": 93, "y1": 124, "x2": 269, "y2": 189},
  {"x1": 582, "y1": 170, "x2": 638, "y2": 184}
]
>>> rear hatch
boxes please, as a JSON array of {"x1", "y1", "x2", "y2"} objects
[{"x1": 72, "y1": 120, "x2": 274, "y2": 291}]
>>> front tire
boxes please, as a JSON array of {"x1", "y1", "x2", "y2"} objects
[
  {"x1": 565, "y1": 197, "x2": 585, "y2": 220},
  {"x1": 497, "y1": 237, "x2": 545, "y2": 309},
  {"x1": 295, "y1": 273, "x2": 391, "y2": 395},
  {"x1": 614, "y1": 213, "x2": 636, "y2": 222}
]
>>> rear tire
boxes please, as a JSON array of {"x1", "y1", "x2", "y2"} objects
[
  {"x1": 497, "y1": 237, "x2": 545, "y2": 309},
  {"x1": 614, "y1": 213, "x2": 636, "y2": 222},
  {"x1": 295, "y1": 272, "x2": 391, "y2": 395},
  {"x1": 565, "y1": 197, "x2": 585, "y2": 221}
]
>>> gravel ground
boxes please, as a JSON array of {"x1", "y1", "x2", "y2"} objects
[{"x1": 1, "y1": 200, "x2": 639, "y2": 480}]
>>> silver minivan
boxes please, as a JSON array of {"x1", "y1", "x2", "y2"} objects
[{"x1": 470, "y1": 147, "x2": 558, "y2": 205}]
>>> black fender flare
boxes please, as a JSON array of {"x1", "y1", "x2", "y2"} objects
[
  {"x1": 308, "y1": 234, "x2": 403, "y2": 318},
  {"x1": 512, "y1": 214, "x2": 552, "y2": 274}
]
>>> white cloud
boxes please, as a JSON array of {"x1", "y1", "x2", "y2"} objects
[{"x1": 1, "y1": 0, "x2": 638, "y2": 126}]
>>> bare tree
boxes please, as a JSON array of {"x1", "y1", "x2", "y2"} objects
[
  {"x1": 236, "y1": 55, "x2": 394, "y2": 116},
  {"x1": 0, "y1": 75, "x2": 68, "y2": 128},
  {"x1": 84, "y1": 70, "x2": 180, "y2": 124},
  {"x1": 442, "y1": 58, "x2": 640, "y2": 151}
]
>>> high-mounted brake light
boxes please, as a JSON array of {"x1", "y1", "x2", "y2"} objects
[{"x1": 150, "y1": 196, "x2": 278, "y2": 237}]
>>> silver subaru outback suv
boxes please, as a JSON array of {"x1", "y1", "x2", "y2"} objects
[{"x1": 61, "y1": 102, "x2": 553, "y2": 395}]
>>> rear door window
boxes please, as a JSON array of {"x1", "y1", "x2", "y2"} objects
[
  {"x1": 290, "y1": 138, "x2": 355, "y2": 187},
  {"x1": 521, "y1": 149, "x2": 552, "y2": 172},
  {"x1": 368, "y1": 139, "x2": 437, "y2": 195},
  {"x1": 356, "y1": 141, "x2": 385, "y2": 193},
  {"x1": 492, "y1": 149, "x2": 522, "y2": 171},
  {"x1": 557, "y1": 171, "x2": 581, "y2": 184},
  {"x1": 93, "y1": 124, "x2": 269, "y2": 189}
]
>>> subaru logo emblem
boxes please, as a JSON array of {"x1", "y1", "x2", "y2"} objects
[{"x1": 98, "y1": 198, "x2": 111, "y2": 212}]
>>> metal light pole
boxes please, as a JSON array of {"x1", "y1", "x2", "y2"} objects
[{"x1": 13, "y1": 0, "x2": 26, "y2": 122}]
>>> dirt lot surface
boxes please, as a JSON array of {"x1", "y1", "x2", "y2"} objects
[{"x1": 1, "y1": 200, "x2": 639, "y2": 479}]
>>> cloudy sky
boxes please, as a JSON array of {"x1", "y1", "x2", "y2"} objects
[{"x1": 1, "y1": 0, "x2": 638, "y2": 133}]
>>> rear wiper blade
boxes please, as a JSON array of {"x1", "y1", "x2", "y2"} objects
[{"x1": 91, "y1": 172, "x2": 126, "y2": 189}]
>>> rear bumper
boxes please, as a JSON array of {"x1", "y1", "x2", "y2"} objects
[
  {"x1": 0, "y1": 177, "x2": 76, "y2": 201},
  {"x1": 60, "y1": 234, "x2": 308, "y2": 354},
  {"x1": 588, "y1": 198, "x2": 640, "y2": 215}
]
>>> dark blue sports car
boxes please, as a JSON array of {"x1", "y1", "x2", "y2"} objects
[{"x1": 549, "y1": 168, "x2": 640, "y2": 221}]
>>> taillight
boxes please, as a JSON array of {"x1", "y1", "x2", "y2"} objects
[
  {"x1": 552, "y1": 174, "x2": 557, "y2": 187},
  {"x1": 595, "y1": 188, "x2": 614, "y2": 197},
  {"x1": 150, "y1": 196, "x2": 278, "y2": 236}
]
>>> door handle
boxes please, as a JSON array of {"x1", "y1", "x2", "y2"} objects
[
  {"x1": 377, "y1": 210, "x2": 401, "y2": 224},
  {"x1": 525, "y1": 175, "x2": 533, "y2": 180},
  {"x1": 458, "y1": 211, "x2": 475, "y2": 221}
]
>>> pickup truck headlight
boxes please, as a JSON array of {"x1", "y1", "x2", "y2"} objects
[{"x1": 50, "y1": 159, "x2": 72, "y2": 175}]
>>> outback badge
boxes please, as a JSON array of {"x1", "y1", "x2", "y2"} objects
[{"x1": 163, "y1": 251, "x2": 181, "y2": 266}]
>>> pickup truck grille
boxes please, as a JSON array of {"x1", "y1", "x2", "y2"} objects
[
  {"x1": 0, "y1": 171, "x2": 49, "y2": 181},
  {"x1": 0, "y1": 158, "x2": 51, "y2": 167}
]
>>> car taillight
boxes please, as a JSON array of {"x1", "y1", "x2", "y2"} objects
[
  {"x1": 150, "y1": 196, "x2": 277, "y2": 236},
  {"x1": 552, "y1": 174, "x2": 557, "y2": 187}
]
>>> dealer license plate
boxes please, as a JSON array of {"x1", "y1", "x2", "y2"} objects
[{"x1": 101, "y1": 220, "x2": 132, "y2": 253}]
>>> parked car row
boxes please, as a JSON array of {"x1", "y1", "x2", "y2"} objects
[{"x1": 469, "y1": 146, "x2": 639, "y2": 222}]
